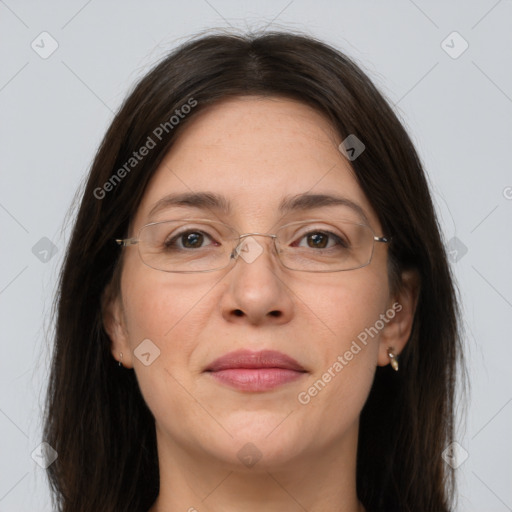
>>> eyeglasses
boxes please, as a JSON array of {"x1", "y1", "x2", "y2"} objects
[{"x1": 116, "y1": 218, "x2": 389, "y2": 273}]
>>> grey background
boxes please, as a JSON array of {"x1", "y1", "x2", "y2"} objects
[{"x1": 1, "y1": 1, "x2": 511, "y2": 510}]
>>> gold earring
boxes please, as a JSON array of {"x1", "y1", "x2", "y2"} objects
[
  {"x1": 118, "y1": 352, "x2": 123, "y2": 368},
  {"x1": 387, "y1": 348, "x2": 399, "y2": 371}
]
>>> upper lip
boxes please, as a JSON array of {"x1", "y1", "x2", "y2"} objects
[{"x1": 205, "y1": 349, "x2": 307, "y2": 372}]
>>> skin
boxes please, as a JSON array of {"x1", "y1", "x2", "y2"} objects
[{"x1": 104, "y1": 96, "x2": 418, "y2": 512}]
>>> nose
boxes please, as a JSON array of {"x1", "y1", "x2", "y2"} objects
[{"x1": 220, "y1": 234, "x2": 294, "y2": 326}]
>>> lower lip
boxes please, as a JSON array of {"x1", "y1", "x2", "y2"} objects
[{"x1": 207, "y1": 368, "x2": 306, "y2": 391}]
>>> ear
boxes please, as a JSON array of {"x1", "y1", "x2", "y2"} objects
[
  {"x1": 377, "y1": 269, "x2": 420, "y2": 368},
  {"x1": 101, "y1": 282, "x2": 133, "y2": 368}
]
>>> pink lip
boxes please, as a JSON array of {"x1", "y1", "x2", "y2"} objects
[{"x1": 204, "y1": 350, "x2": 307, "y2": 392}]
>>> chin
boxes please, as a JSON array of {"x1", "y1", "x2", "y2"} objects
[{"x1": 215, "y1": 412, "x2": 308, "y2": 466}]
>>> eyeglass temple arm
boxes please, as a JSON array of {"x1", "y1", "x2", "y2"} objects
[
  {"x1": 115, "y1": 238, "x2": 139, "y2": 247},
  {"x1": 374, "y1": 236, "x2": 391, "y2": 243}
]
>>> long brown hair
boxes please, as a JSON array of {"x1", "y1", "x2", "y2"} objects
[{"x1": 44, "y1": 30, "x2": 464, "y2": 511}]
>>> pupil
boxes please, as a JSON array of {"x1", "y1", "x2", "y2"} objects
[
  {"x1": 183, "y1": 232, "x2": 203, "y2": 248},
  {"x1": 308, "y1": 233, "x2": 327, "y2": 248}
]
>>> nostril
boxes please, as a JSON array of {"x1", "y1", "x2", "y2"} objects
[
  {"x1": 233, "y1": 309, "x2": 244, "y2": 317},
  {"x1": 269, "y1": 310, "x2": 281, "y2": 317}
]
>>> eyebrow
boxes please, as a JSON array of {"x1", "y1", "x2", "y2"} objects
[
  {"x1": 147, "y1": 191, "x2": 369, "y2": 224},
  {"x1": 148, "y1": 192, "x2": 231, "y2": 218},
  {"x1": 279, "y1": 193, "x2": 369, "y2": 224}
]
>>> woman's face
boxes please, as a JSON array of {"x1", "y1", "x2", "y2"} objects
[{"x1": 106, "y1": 96, "x2": 408, "y2": 471}]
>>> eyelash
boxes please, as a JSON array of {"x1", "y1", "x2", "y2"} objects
[{"x1": 165, "y1": 228, "x2": 348, "y2": 250}]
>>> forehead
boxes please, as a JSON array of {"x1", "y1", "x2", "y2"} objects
[{"x1": 134, "y1": 96, "x2": 381, "y2": 231}]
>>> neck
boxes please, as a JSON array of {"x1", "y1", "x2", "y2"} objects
[{"x1": 148, "y1": 422, "x2": 364, "y2": 512}]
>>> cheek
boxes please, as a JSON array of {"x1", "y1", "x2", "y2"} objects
[
  {"x1": 119, "y1": 267, "x2": 215, "y2": 437},
  {"x1": 294, "y1": 270, "x2": 389, "y2": 424},
  {"x1": 120, "y1": 262, "x2": 218, "y2": 372},
  {"x1": 301, "y1": 268, "x2": 389, "y2": 353}
]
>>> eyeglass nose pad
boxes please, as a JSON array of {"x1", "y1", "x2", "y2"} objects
[{"x1": 230, "y1": 242, "x2": 244, "y2": 261}]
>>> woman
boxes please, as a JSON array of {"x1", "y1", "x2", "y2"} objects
[{"x1": 44, "y1": 30, "x2": 464, "y2": 511}]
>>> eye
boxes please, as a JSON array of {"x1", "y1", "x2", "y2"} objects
[
  {"x1": 165, "y1": 230, "x2": 217, "y2": 250},
  {"x1": 294, "y1": 230, "x2": 348, "y2": 250}
]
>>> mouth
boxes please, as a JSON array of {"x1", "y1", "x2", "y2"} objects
[{"x1": 204, "y1": 349, "x2": 308, "y2": 392}]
